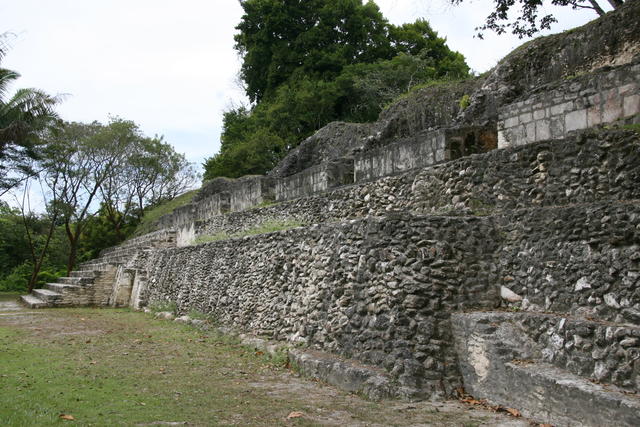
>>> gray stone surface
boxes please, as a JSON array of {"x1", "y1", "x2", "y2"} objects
[
  {"x1": 190, "y1": 129, "x2": 639, "y2": 243},
  {"x1": 451, "y1": 311, "x2": 640, "y2": 426},
  {"x1": 144, "y1": 213, "x2": 500, "y2": 398},
  {"x1": 498, "y1": 61, "x2": 640, "y2": 147},
  {"x1": 275, "y1": 159, "x2": 353, "y2": 202}
]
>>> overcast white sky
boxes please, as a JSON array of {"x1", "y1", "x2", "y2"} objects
[{"x1": 2, "y1": 0, "x2": 604, "y2": 171}]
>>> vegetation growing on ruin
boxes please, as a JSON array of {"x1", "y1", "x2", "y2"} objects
[
  {"x1": 133, "y1": 189, "x2": 199, "y2": 237},
  {"x1": 195, "y1": 219, "x2": 303, "y2": 244}
]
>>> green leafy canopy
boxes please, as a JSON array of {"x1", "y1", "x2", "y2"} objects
[{"x1": 204, "y1": 0, "x2": 470, "y2": 181}]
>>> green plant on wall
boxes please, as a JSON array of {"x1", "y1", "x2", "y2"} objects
[
  {"x1": 195, "y1": 219, "x2": 303, "y2": 244},
  {"x1": 459, "y1": 94, "x2": 470, "y2": 110}
]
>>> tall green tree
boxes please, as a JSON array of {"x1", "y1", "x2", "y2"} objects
[
  {"x1": 204, "y1": 1, "x2": 469, "y2": 180},
  {"x1": 40, "y1": 118, "x2": 197, "y2": 273},
  {"x1": 0, "y1": 33, "x2": 62, "y2": 194},
  {"x1": 235, "y1": 0, "x2": 393, "y2": 103}
]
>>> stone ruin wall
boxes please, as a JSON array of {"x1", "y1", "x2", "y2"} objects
[
  {"x1": 68, "y1": 1, "x2": 640, "y2": 413},
  {"x1": 139, "y1": 130, "x2": 640, "y2": 398},
  {"x1": 153, "y1": 57, "x2": 639, "y2": 248},
  {"x1": 498, "y1": 61, "x2": 640, "y2": 147}
]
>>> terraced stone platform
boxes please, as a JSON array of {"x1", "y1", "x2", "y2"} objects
[{"x1": 19, "y1": 3, "x2": 640, "y2": 425}]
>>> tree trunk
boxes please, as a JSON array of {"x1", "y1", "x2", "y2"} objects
[
  {"x1": 606, "y1": 0, "x2": 624, "y2": 9},
  {"x1": 66, "y1": 234, "x2": 79, "y2": 276},
  {"x1": 589, "y1": 0, "x2": 606, "y2": 15}
]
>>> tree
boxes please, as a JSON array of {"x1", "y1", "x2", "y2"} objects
[
  {"x1": 450, "y1": 0, "x2": 624, "y2": 38},
  {"x1": 39, "y1": 118, "x2": 197, "y2": 273},
  {"x1": 0, "y1": 202, "x2": 31, "y2": 279},
  {"x1": 235, "y1": 0, "x2": 393, "y2": 103},
  {"x1": 204, "y1": 1, "x2": 470, "y2": 180},
  {"x1": 99, "y1": 123, "x2": 198, "y2": 236},
  {"x1": 43, "y1": 121, "x2": 120, "y2": 274},
  {"x1": 0, "y1": 32, "x2": 62, "y2": 194},
  {"x1": 15, "y1": 174, "x2": 63, "y2": 292}
]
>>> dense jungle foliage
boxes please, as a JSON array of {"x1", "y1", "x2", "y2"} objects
[{"x1": 203, "y1": 0, "x2": 470, "y2": 180}]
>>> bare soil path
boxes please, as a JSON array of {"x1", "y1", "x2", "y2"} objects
[{"x1": 0, "y1": 295, "x2": 531, "y2": 426}]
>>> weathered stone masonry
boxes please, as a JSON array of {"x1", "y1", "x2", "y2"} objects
[
  {"x1": 144, "y1": 213, "x2": 500, "y2": 398},
  {"x1": 21, "y1": 3, "x2": 640, "y2": 425},
  {"x1": 498, "y1": 62, "x2": 640, "y2": 147},
  {"x1": 141, "y1": 196, "x2": 640, "y2": 398}
]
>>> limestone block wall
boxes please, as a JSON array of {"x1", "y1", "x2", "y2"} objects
[
  {"x1": 228, "y1": 176, "x2": 274, "y2": 212},
  {"x1": 498, "y1": 61, "x2": 640, "y2": 148},
  {"x1": 144, "y1": 213, "x2": 500, "y2": 398},
  {"x1": 411, "y1": 129, "x2": 640, "y2": 213},
  {"x1": 98, "y1": 229, "x2": 177, "y2": 257},
  {"x1": 354, "y1": 129, "x2": 446, "y2": 182},
  {"x1": 193, "y1": 193, "x2": 228, "y2": 222},
  {"x1": 141, "y1": 199, "x2": 640, "y2": 398},
  {"x1": 275, "y1": 159, "x2": 353, "y2": 202},
  {"x1": 143, "y1": 198, "x2": 640, "y2": 396},
  {"x1": 54, "y1": 268, "x2": 117, "y2": 307},
  {"x1": 354, "y1": 124, "x2": 498, "y2": 183},
  {"x1": 157, "y1": 177, "x2": 275, "y2": 242}
]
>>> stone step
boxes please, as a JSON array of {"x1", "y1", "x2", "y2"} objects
[
  {"x1": 46, "y1": 283, "x2": 81, "y2": 293},
  {"x1": 58, "y1": 275, "x2": 94, "y2": 285},
  {"x1": 76, "y1": 262, "x2": 110, "y2": 271},
  {"x1": 20, "y1": 294, "x2": 47, "y2": 308},
  {"x1": 499, "y1": 361, "x2": 640, "y2": 426},
  {"x1": 451, "y1": 311, "x2": 640, "y2": 426},
  {"x1": 32, "y1": 288, "x2": 63, "y2": 302},
  {"x1": 69, "y1": 270, "x2": 96, "y2": 278}
]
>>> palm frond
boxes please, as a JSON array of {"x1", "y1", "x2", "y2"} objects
[{"x1": 0, "y1": 68, "x2": 22, "y2": 100}]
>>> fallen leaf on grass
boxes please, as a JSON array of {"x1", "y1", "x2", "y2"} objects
[
  {"x1": 505, "y1": 408, "x2": 521, "y2": 417},
  {"x1": 287, "y1": 411, "x2": 304, "y2": 419},
  {"x1": 59, "y1": 414, "x2": 75, "y2": 420}
]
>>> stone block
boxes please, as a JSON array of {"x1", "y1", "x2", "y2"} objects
[
  {"x1": 587, "y1": 106, "x2": 602, "y2": 127},
  {"x1": 551, "y1": 102, "x2": 573, "y2": 116},
  {"x1": 536, "y1": 119, "x2": 551, "y2": 141},
  {"x1": 565, "y1": 109, "x2": 587, "y2": 132},
  {"x1": 519, "y1": 112, "x2": 533, "y2": 124},
  {"x1": 602, "y1": 89, "x2": 623, "y2": 123},
  {"x1": 497, "y1": 130, "x2": 508, "y2": 149},
  {"x1": 618, "y1": 83, "x2": 637, "y2": 96},
  {"x1": 550, "y1": 116, "x2": 564, "y2": 138},
  {"x1": 504, "y1": 116, "x2": 519, "y2": 128},
  {"x1": 588, "y1": 93, "x2": 601, "y2": 105},
  {"x1": 525, "y1": 122, "x2": 537, "y2": 142},
  {"x1": 623, "y1": 94, "x2": 640, "y2": 117},
  {"x1": 512, "y1": 125, "x2": 526, "y2": 144},
  {"x1": 533, "y1": 109, "x2": 546, "y2": 120}
]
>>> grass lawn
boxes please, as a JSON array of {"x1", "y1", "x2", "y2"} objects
[{"x1": 0, "y1": 297, "x2": 522, "y2": 426}]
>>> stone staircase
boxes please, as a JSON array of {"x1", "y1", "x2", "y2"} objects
[{"x1": 21, "y1": 230, "x2": 176, "y2": 308}]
